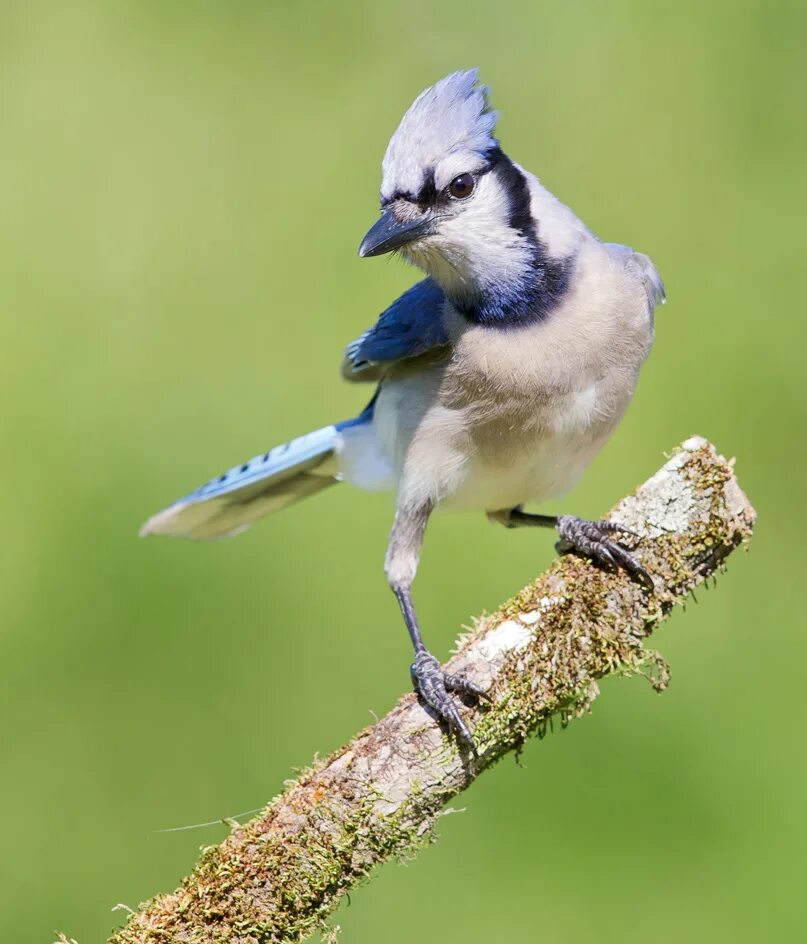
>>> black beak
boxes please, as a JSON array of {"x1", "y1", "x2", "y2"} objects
[{"x1": 358, "y1": 208, "x2": 436, "y2": 258}]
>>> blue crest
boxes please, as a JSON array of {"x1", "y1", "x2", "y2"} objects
[{"x1": 381, "y1": 69, "x2": 499, "y2": 200}]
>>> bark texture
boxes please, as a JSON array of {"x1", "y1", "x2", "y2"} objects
[{"x1": 105, "y1": 436, "x2": 755, "y2": 944}]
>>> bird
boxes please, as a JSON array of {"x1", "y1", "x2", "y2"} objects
[{"x1": 141, "y1": 69, "x2": 665, "y2": 752}]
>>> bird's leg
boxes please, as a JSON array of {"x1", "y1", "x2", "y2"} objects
[
  {"x1": 490, "y1": 506, "x2": 653, "y2": 590},
  {"x1": 386, "y1": 502, "x2": 487, "y2": 753}
]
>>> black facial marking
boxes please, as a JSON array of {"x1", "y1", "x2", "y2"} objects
[
  {"x1": 383, "y1": 167, "x2": 438, "y2": 208},
  {"x1": 454, "y1": 146, "x2": 573, "y2": 328},
  {"x1": 484, "y1": 147, "x2": 535, "y2": 238},
  {"x1": 415, "y1": 168, "x2": 438, "y2": 206},
  {"x1": 380, "y1": 147, "x2": 572, "y2": 328}
]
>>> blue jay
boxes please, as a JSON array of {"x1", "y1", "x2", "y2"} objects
[{"x1": 142, "y1": 70, "x2": 664, "y2": 751}]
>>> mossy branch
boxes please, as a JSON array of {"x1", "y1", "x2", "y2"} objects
[{"x1": 103, "y1": 436, "x2": 755, "y2": 944}]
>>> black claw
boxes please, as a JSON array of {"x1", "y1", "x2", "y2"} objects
[
  {"x1": 626, "y1": 560, "x2": 655, "y2": 591},
  {"x1": 606, "y1": 540, "x2": 654, "y2": 590},
  {"x1": 410, "y1": 650, "x2": 484, "y2": 753},
  {"x1": 556, "y1": 515, "x2": 654, "y2": 592}
]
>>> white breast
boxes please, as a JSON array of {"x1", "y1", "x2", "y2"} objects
[
  {"x1": 340, "y1": 237, "x2": 655, "y2": 514},
  {"x1": 439, "y1": 383, "x2": 624, "y2": 512}
]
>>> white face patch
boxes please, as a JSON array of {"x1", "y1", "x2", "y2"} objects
[{"x1": 401, "y1": 171, "x2": 529, "y2": 298}]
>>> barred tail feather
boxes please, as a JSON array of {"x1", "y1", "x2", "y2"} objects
[{"x1": 140, "y1": 426, "x2": 341, "y2": 541}]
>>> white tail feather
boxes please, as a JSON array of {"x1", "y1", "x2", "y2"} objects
[{"x1": 140, "y1": 426, "x2": 340, "y2": 540}]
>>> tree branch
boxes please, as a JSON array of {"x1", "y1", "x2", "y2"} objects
[{"x1": 105, "y1": 436, "x2": 755, "y2": 944}]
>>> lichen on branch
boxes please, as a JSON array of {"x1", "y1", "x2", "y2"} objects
[{"x1": 103, "y1": 436, "x2": 755, "y2": 944}]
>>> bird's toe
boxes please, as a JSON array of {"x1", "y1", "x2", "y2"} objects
[
  {"x1": 410, "y1": 651, "x2": 483, "y2": 753},
  {"x1": 556, "y1": 515, "x2": 654, "y2": 591}
]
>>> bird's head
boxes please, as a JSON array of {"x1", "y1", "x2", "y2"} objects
[{"x1": 358, "y1": 70, "x2": 537, "y2": 304}]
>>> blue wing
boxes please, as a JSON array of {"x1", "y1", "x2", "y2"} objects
[{"x1": 342, "y1": 278, "x2": 449, "y2": 380}]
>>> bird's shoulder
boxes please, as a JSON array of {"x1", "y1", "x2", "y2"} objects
[
  {"x1": 603, "y1": 241, "x2": 666, "y2": 312},
  {"x1": 342, "y1": 278, "x2": 450, "y2": 382}
]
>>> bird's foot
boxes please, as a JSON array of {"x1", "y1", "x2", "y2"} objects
[
  {"x1": 555, "y1": 515, "x2": 653, "y2": 591},
  {"x1": 410, "y1": 649, "x2": 487, "y2": 754}
]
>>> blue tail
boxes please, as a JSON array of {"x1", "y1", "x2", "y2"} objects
[{"x1": 141, "y1": 424, "x2": 344, "y2": 540}]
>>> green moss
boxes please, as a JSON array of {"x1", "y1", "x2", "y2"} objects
[
  {"x1": 473, "y1": 441, "x2": 749, "y2": 766},
  {"x1": 109, "y1": 758, "x2": 443, "y2": 944},
  {"x1": 108, "y1": 441, "x2": 754, "y2": 944}
]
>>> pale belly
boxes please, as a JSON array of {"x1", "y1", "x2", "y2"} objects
[
  {"x1": 350, "y1": 370, "x2": 631, "y2": 513},
  {"x1": 443, "y1": 427, "x2": 607, "y2": 511}
]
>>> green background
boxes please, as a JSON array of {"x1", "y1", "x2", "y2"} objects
[{"x1": 2, "y1": 1, "x2": 804, "y2": 941}]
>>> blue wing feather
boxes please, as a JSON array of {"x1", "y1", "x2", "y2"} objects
[{"x1": 343, "y1": 278, "x2": 448, "y2": 378}]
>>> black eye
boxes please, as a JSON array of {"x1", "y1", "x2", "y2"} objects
[{"x1": 448, "y1": 173, "x2": 475, "y2": 199}]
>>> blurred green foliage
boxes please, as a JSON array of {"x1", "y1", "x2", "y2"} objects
[{"x1": 0, "y1": 1, "x2": 804, "y2": 941}]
